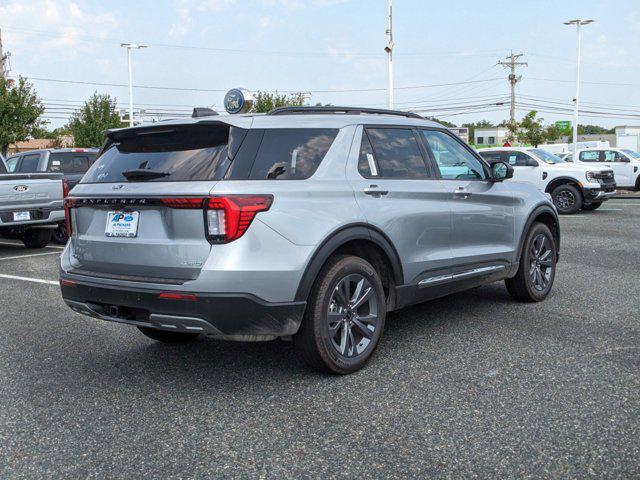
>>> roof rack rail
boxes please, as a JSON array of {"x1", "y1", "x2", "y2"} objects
[{"x1": 266, "y1": 106, "x2": 423, "y2": 119}]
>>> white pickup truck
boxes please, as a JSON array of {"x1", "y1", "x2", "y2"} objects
[
  {"x1": 478, "y1": 147, "x2": 616, "y2": 214},
  {"x1": 0, "y1": 157, "x2": 66, "y2": 248},
  {"x1": 564, "y1": 148, "x2": 640, "y2": 191}
]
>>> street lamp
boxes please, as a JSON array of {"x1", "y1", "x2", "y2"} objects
[
  {"x1": 120, "y1": 43, "x2": 148, "y2": 127},
  {"x1": 564, "y1": 19, "x2": 594, "y2": 162}
]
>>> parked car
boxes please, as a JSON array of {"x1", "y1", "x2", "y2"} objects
[
  {"x1": 478, "y1": 147, "x2": 616, "y2": 214},
  {"x1": 563, "y1": 148, "x2": 640, "y2": 191},
  {"x1": 60, "y1": 107, "x2": 560, "y2": 374},
  {"x1": 5, "y1": 148, "x2": 98, "y2": 243},
  {"x1": 0, "y1": 157, "x2": 66, "y2": 248}
]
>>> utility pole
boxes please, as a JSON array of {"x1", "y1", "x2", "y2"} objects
[
  {"x1": 384, "y1": 0, "x2": 394, "y2": 110},
  {"x1": 564, "y1": 19, "x2": 594, "y2": 162},
  {"x1": 120, "y1": 43, "x2": 148, "y2": 127},
  {"x1": 498, "y1": 51, "x2": 527, "y2": 124}
]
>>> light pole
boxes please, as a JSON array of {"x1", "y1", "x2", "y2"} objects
[
  {"x1": 384, "y1": 0, "x2": 394, "y2": 110},
  {"x1": 120, "y1": 43, "x2": 148, "y2": 127},
  {"x1": 564, "y1": 19, "x2": 593, "y2": 162}
]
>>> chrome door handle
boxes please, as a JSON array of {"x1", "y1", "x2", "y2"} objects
[
  {"x1": 364, "y1": 185, "x2": 389, "y2": 196},
  {"x1": 453, "y1": 186, "x2": 472, "y2": 199}
]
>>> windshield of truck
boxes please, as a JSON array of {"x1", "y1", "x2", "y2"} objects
[
  {"x1": 529, "y1": 149, "x2": 565, "y2": 164},
  {"x1": 621, "y1": 149, "x2": 640, "y2": 159}
]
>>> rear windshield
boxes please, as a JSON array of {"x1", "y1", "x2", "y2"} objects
[
  {"x1": 50, "y1": 152, "x2": 97, "y2": 174},
  {"x1": 82, "y1": 125, "x2": 338, "y2": 183},
  {"x1": 82, "y1": 125, "x2": 234, "y2": 183}
]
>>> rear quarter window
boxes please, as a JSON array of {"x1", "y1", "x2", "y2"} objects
[{"x1": 248, "y1": 128, "x2": 338, "y2": 180}]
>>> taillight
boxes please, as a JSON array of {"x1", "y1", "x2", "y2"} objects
[
  {"x1": 205, "y1": 195, "x2": 273, "y2": 243},
  {"x1": 62, "y1": 178, "x2": 70, "y2": 198},
  {"x1": 63, "y1": 192, "x2": 74, "y2": 236}
]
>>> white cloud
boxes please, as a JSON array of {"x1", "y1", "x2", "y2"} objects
[
  {"x1": 169, "y1": 0, "x2": 237, "y2": 39},
  {"x1": 0, "y1": 0, "x2": 117, "y2": 61}
]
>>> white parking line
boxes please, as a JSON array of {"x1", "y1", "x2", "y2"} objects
[
  {"x1": 0, "y1": 241, "x2": 65, "y2": 250},
  {"x1": 0, "y1": 251, "x2": 61, "y2": 261},
  {"x1": 0, "y1": 273, "x2": 58, "y2": 285}
]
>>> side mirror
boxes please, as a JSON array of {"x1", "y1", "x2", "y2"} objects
[
  {"x1": 491, "y1": 161, "x2": 513, "y2": 182},
  {"x1": 619, "y1": 157, "x2": 631, "y2": 163},
  {"x1": 526, "y1": 158, "x2": 539, "y2": 167}
]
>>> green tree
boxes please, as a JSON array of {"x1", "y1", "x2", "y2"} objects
[
  {"x1": 544, "y1": 124, "x2": 562, "y2": 143},
  {"x1": 517, "y1": 111, "x2": 548, "y2": 147},
  {"x1": 250, "y1": 91, "x2": 305, "y2": 113},
  {"x1": 67, "y1": 93, "x2": 124, "y2": 147},
  {"x1": 577, "y1": 124, "x2": 614, "y2": 135},
  {"x1": 0, "y1": 77, "x2": 45, "y2": 156}
]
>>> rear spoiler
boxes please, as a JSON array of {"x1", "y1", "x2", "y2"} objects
[{"x1": 0, "y1": 173, "x2": 64, "y2": 181}]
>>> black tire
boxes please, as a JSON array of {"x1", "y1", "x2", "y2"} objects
[
  {"x1": 505, "y1": 222, "x2": 557, "y2": 302},
  {"x1": 293, "y1": 255, "x2": 386, "y2": 374},
  {"x1": 551, "y1": 184, "x2": 582, "y2": 214},
  {"x1": 582, "y1": 202, "x2": 603, "y2": 211},
  {"x1": 52, "y1": 223, "x2": 69, "y2": 244},
  {"x1": 137, "y1": 327, "x2": 200, "y2": 343},
  {"x1": 21, "y1": 229, "x2": 52, "y2": 249}
]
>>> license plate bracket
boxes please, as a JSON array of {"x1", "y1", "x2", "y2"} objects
[
  {"x1": 105, "y1": 211, "x2": 139, "y2": 238},
  {"x1": 13, "y1": 211, "x2": 30, "y2": 221}
]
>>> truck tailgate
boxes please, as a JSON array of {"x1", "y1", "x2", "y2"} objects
[{"x1": 0, "y1": 173, "x2": 64, "y2": 211}]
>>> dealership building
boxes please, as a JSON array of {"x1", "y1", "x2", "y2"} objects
[
  {"x1": 615, "y1": 126, "x2": 640, "y2": 151},
  {"x1": 474, "y1": 127, "x2": 509, "y2": 146}
]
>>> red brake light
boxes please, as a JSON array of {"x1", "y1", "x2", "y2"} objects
[{"x1": 206, "y1": 195, "x2": 273, "y2": 243}]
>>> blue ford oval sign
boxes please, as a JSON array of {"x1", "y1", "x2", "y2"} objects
[{"x1": 224, "y1": 88, "x2": 254, "y2": 114}]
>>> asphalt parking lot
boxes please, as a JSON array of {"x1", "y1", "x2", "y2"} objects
[{"x1": 1, "y1": 199, "x2": 638, "y2": 479}]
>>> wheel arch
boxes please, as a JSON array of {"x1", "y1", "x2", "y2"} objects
[
  {"x1": 545, "y1": 176, "x2": 583, "y2": 196},
  {"x1": 515, "y1": 204, "x2": 561, "y2": 266},
  {"x1": 294, "y1": 224, "x2": 404, "y2": 306}
]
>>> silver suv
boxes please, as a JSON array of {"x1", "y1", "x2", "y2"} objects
[{"x1": 60, "y1": 107, "x2": 560, "y2": 374}]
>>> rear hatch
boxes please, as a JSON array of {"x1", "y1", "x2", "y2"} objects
[
  {"x1": 66, "y1": 122, "x2": 244, "y2": 283},
  {"x1": 0, "y1": 173, "x2": 64, "y2": 223}
]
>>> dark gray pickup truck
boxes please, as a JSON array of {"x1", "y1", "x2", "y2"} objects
[{"x1": 0, "y1": 157, "x2": 66, "y2": 248}]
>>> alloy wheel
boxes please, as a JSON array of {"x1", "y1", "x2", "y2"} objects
[
  {"x1": 555, "y1": 190, "x2": 575, "y2": 210},
  {"x1": 529, "y1": 233, "x2": 553, "y2": 292},
  {"x1": 327, "y1": 274, "x2": 379, "y2": 358}
]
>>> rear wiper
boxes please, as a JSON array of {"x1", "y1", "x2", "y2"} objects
[{"x1": 121, "y1": 169, "x2": 170, "y2": 180}]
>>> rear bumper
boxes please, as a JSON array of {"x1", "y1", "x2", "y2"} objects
[
  {"x1": 59, "y1": 274, "x2": 306, "y2": 341},
  {"x1": 0, "y1": 208, "x2": 65, "y2": 230}
]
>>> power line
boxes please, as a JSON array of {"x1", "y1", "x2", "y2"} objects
[{"x1": 11, "y1": 74, "x2": 503, "y2": 94}]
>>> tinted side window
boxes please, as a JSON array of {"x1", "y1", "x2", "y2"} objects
[
  {"x1": 579, "y1": 151, "x2": 599, "y2": 162},
  {"x1": 505, "y1": 151, "x2": 533, "y2": 167},
  {"x1": 249, "y1": 128, "x2": 338, "y2": 180},
  {"x1": 365, "y1": 128, "x2": 428, "y2": 179},
  {"x1": 17, "y1": 154, "x2": 41, "y2": 172},
  {"x1": 479, "y1": 151, "x2": 502, "y2": 163},
  {"x1": 49, "y1": 153, "x2": 90, "y2": 173},
  {"x1": 5, "y1": 157, "x2": 18, "y2": 172},
  {"x1": 603, "y1": 150, "x2": 623, "y2": 162},
  {"x1": 0, "y1": 159, "x2": 6, "y2": 173},
  {"x1": 421, "y1": 130, "x2": 486, "y2": 180},
  {"x1": 358, "y1": 132, "x2": 378, "y2": 177}
]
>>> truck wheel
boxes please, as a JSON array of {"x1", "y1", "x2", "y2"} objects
[
  {"x1": 52, "y1": 223, "x2": 69, "y2": 244},
  {"x1": 137, "y1": 327, "x2": 200, "y2": 343},
  {"x1": 551, "y1": 184, "x2": 582, "y2": 214},
  {"x1": 582, "y1": 202, "x2": 603, "y2": 211},
  {"x1": 21, "y1": 229, "x2": 52, "y2": 249},
  {"x1": 505, "y1": 222, "x2": 557, "y2": 302},
  {"x1": 293, "y1": 255, "x2": 386, "y2": 374}
]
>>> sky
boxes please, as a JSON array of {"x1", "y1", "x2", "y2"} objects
[{"x1": 1, "y1": 0, "x2": 639, "y2": 129}]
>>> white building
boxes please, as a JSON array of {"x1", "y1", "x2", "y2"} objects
[
  {"x1": 474, "y1": 127, "x2": 509, "y2": 146},
  {"x1": 615, "y1": 126, "x2": 640, "y2": 151}
]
